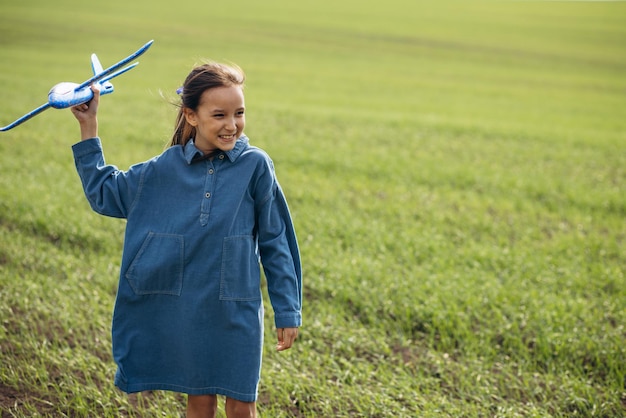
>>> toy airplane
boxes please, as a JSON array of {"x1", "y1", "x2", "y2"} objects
[{"x1": 0, "y1": 40, "x2": 154, "y2": 132}]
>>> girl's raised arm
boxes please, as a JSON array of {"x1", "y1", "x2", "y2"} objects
[{"x1": 70, "y1": 84, "x2": 100, "y2": 140}]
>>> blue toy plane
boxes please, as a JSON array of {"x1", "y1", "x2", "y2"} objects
[{"x1": 0, "y1": 40, "x2": 154, "y2": 132}]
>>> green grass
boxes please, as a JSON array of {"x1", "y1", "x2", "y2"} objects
[{"x1": 1, "y1": 0, "x2": 625, "y2": 416}]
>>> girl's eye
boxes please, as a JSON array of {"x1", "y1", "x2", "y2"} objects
[{"x1": 237, "y1": 111, "x2": 245, "y2": 116}]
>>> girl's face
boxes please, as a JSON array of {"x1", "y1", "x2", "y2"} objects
[{"x1": 184, "y1": 85, "x2": 245, "y2": 155}]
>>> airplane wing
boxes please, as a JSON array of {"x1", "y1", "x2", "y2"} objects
[
  {"x1": 0, "y1": 102, "x2": 51, "y2": 132},
  {"x1": 74, "y1": 39, "x2": 153, "y2": 92}
]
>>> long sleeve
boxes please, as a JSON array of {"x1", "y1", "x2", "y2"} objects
[
  {"x1": 72, "y1": 137, "x2": 142, "y2": 219},
  {"x1": 256, "y1": 175, "x2": 302, "y2": 329}
]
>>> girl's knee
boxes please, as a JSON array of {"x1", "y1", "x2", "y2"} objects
[
  {"x1": 187, "y1": 394, "x2": 218, "y2": 417},
  {"x1": 225, "y1": 397, "x2": 256, "y2": 418}
]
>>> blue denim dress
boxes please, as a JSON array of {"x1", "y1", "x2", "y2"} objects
[{"x1": 72, "y1": 136, "x2": 302, "y2": 402}]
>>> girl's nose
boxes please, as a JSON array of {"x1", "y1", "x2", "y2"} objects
[{"x1": 225, "y1": 118, "x2": 236, "y2": 130}]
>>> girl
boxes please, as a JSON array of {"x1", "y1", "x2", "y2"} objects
[{"x1": 70, "y1": 62, "x2": 302, "y2": 418}]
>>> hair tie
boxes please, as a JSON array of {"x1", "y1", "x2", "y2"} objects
[{"x1": 176, "y1": 87, "x2": 183, "y2": 95}]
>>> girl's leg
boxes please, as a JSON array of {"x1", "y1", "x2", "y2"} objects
[
  {"x1": 225, "y1": 397, "x2": 257, "y2": 418},
  {"x1": 187, "y1": 394, "x2": 218, "y2": 418}
]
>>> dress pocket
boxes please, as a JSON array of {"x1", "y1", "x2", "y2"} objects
[
  {"x1": 125, "y1": 232, "x2": 184, "y2": 296},
  {"x1": 220, "y1": 235, "x2": 261, "y2": 301}
]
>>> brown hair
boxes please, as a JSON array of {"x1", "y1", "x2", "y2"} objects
[{"x1": 169, "y1": 62, "x2": 245, "y2": 148}]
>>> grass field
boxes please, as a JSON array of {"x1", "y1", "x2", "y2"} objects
[{"x1": 0, "y1": 0, "x2": 625, "y2": 416}]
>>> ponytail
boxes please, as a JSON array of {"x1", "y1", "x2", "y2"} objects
[{"x1": 169, "y1": 107, "x2": 196, "y2": 148}]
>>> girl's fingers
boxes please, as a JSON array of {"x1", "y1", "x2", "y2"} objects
[{"x1": 276, "y1": 328, "x2": 299, "y2": 351}]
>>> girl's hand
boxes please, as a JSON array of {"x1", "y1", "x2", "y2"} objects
[
  {"x1": 276, "y1": 327, "x2": 298, "y2": 351},
  {"x1": 70, "y1": 84, "x2": 100, "y2": 140}
]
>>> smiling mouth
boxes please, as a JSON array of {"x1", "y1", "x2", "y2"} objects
[{"x1": 219, "y1": 134, "x2": 236, "y2": 141}]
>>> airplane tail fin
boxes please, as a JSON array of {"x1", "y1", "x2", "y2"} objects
[
  {"x1": 91, "y1": 53, "x2": 104, "y2": 74},
  {"x1": 91, "y1": 54, "x2": 114, "y2": 94}
]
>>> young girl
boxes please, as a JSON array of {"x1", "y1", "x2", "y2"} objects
[{"x1": 70, "y1": 62, "x2": 302, "y2": 418}]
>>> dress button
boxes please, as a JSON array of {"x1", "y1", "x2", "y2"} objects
[
  {"x1": 205, "y1": 192, "x2": 211, "y2": 198},
  {"x1": 219, "y1": 154, "x2": 225, "y2": 160},
  {"x1": 208, "y1": 169, "x2": 214, "y2": 174}
]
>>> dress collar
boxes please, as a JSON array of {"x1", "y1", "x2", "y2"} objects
[{"x1": 183, "y1": 135, "x2": 249, "y2": 164}]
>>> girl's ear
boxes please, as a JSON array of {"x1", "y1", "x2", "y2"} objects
[{"x1": 183, "y1": 107, "x2": 198, "y2": 127}]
